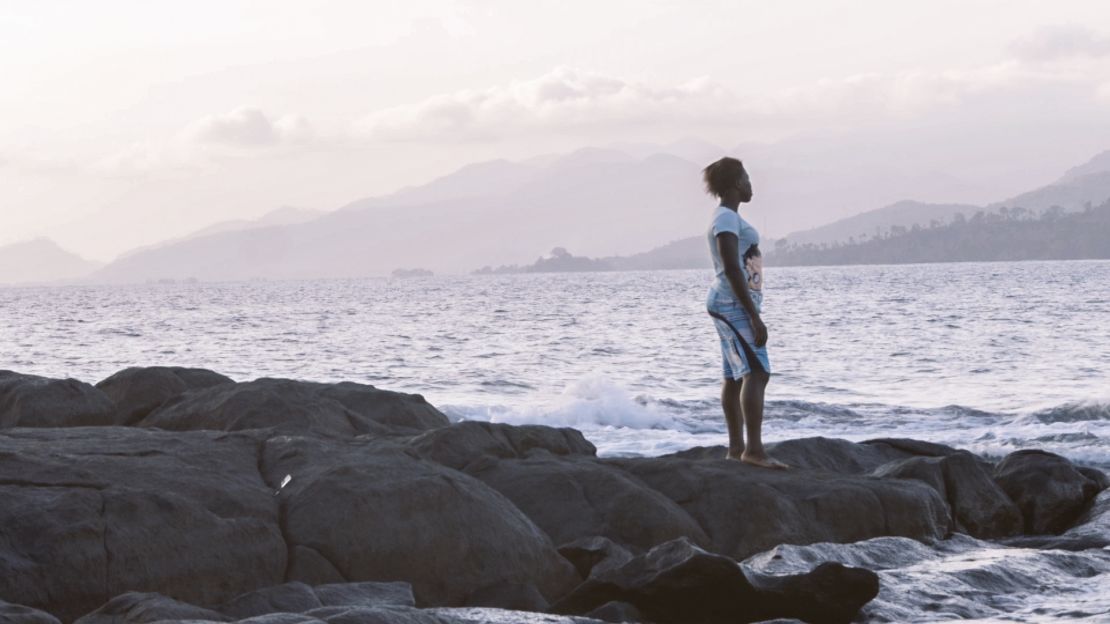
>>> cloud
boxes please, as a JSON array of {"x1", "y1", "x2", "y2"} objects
[
  {"x1": 355, "y1": 60, "x2": 1096, "y2": 143},
  {"x1": 95, "y1": 106, "x2": 315, "y2": 176},
  {"x1": 357, "y1": 67, "x2": 735, "y2": 141},
  {"x1": 184, "y1": 107, "x2": 312, "y2": 148},
  {"x1": 1010, "y1": 25, "x2": 1110, "y2": 62}
]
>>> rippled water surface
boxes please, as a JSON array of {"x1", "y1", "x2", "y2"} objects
[
  {"x1": 2, "y1": 260, "x2": 1107, "y2": 463},
  {"x1": 2, "y1": 260, "x2": 1109, "y2": 622}
]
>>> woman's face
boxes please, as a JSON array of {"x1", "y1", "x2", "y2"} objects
[{"x1": 737, "y1": 170, "x2": 753, "y2": 203}]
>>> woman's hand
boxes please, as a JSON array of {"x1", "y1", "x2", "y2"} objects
[{"x1": 752, "y1": 316, "x2": 768, "y2": 347}]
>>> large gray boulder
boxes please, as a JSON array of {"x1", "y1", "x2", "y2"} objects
[
  {"x1": 73, "y1": 592, "x2": 229, "y2": 624},
  {"x1": 464, "y1": 454, "x2": 710, "y2": 550},
  {"x1": 0, "y1": 427, "x2": 286, "y2": 621},
  {"x1": 553, "y1": 537, "x2": 878, "y2": 624},
  {"x1": 141, "y1": 378, "x2": 449, "y2": 437},
  {"x1": 95, "y1": 366, "x2": 234, "y2": 425},
  {"x1": 408, "y1": 421, "x2": 596, "y2": 471},
  {"x1": 993, "y1": 450, "x2": 1102, "y2": 534},
  {"x1": 260, "y1": 435, "x2": 580, "y2": 606},
  {"x1": 0, "y1": 371, "x2": 118, "y2": 428},
  {"x1": 873, "y1": 452, "x2": 1022, "y2": 539},
  {"x1": 606, "y1": 454, "x2": 950, "y2": 560}
]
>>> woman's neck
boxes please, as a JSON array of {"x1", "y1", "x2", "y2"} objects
[{"x1": 719, "y1": 191, "x2": 742, "y2": 210}]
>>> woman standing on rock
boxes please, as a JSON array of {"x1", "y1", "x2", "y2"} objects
[{"x1": 704, "y1": 157, "x2": 788, "y2": 469}]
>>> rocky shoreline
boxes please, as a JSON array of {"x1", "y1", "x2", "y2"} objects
[{"x1": 0, "y1": 367, "x2": 1106, "y2": 624}]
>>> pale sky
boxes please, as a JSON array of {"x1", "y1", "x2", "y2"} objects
[{"x1": 4, "y1": 0, "x2": 1110, "y2": 261}]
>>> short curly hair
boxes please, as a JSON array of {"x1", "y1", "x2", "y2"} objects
[{"x1": 702, "y1": 157, "x2": 746, "y2": 197}]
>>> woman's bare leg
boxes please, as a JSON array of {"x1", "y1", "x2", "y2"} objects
[
  {"x1": 739, "y1": 370, "x2": 789, "y2": 469},
  {"x1": 721, "y1": 378, "x2": 744, "y2": 459}
]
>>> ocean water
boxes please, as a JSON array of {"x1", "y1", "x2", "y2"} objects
[
  {"x1": 2, "y1": 260, "x2": 1107, "y2": 465},
  {"x1": 2, "y1": 260, "x2": 1109, "y2": 621}
]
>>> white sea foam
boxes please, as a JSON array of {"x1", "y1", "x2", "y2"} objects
[{"x1": 443, "y1": 375, "x2": 682, "y2": 430}]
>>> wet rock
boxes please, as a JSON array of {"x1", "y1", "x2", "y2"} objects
[
  {"x1": 665, "y1": 437, "x2": 959, "y2": 475},
  {"x1": 558, "y1": 537, "x2": 635, "y2": 580},
  {"x1": 314, "y1": 582, "x2": 415, "y2": 610},
  {"x1": 95, "y1": 366, "x2": 234, "y2": 425},
  {"x1": 0, "y1": 427, "x2": 285, "y2": 621},
  {"x1": 408, "y1": 421, "x2": 596, "y2": 471},
  {"x1": 0, "y1": 599, "x2": 62, "y2": 624},
  {"x1": 73, "y1": 592, "x2": 229, "y2": 624},
  {"x1": 767, "y1": 437, "x2": 911, "y2": 474},
  {"x1": 262, "y1": 435, "x2": 579, "y2": 607},
  {"x1": 553, "y1": 537, "x2": 877, "y2": 624},
  {"x1": 141, "y1": 378, "x2": 448, "y2": 437},
  {"x1": 747, "y1": 562, "x2": 880, "y2": 624},
  {"x1": 466, "y1": 455, "x2": 709, "y2": 550},
  {"x1": 583, "y1": 601, "x2": 642, "y2": 623},
  {"x1": 1076, "y1": 466, "x2": 1109, "y2": 492},
  {"x1": 993, "y1": 450, "x2": 1102, "y2": 534},
  {"x1": 427, "y1": 607, "x2": 606, "y2": 624},
  {"x1": 606, "y1": 454, "x2": 950, "y2": 560},
  {"x1": 220, "y1": 581, "x2": 414, "y2": 619},
  {"x1": 463, "y1": 584, "x2": 548, "y2": 612},
  {"x1": 874, "y1": 452, "x2": 1022, "y2": 539},
  {"x1": 0, "y1": 370, "x2": 118, "y2": 428},
  {"x1": 221, "y1": 583, "x2": 323, "y2": 619},
  {"x1": 862, "y1": 438, "x2": 961, "y2": 459}
]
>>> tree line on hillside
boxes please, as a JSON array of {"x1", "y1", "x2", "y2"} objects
[{"x1": 767, "y1": 201, "x2": 1110, "y2": 266}]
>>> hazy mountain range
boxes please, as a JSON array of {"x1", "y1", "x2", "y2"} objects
[
  {"x1": 0, "y1": 238, "x2": 102, "y2": 285},
  {"x1": 3, "y1": 144, "x2": 1109, "y2": 285},
  {"x1": 771, "y1": 199, "x2": 1110, "y2": 265}
]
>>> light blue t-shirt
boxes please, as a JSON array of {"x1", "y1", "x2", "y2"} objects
[{"x1": 707, "y1": 205, "x2": 763, "y2": 306}]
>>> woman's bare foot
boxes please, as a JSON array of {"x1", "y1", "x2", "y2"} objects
[{"x1": 739, "y1": 451, "x2": 790, "y2": 470}]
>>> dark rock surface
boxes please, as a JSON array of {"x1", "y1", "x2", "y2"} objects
[
  {"x1": 664, "y1": 437, "x2": 960, "y2": 474},
  {"x1": 220, "y1": 581, "x2": 415, "y2": 619},
  {"x1": 606, "y1": 453, "x2": 950, "y2": 560},
  {"x1": 553, "y1": 538, "x2": 878, "y2": 624},
  {"x1": 140, "y1": 378, "x2": 449, "y2": 437},
  {"x1": 0, "y1": 427, "x2": 286, "y2": 622},
  {"x1": 0, "y1": 371, "x2": 118, "y2": 428},
  {"x1": 73, "y1": 592, "x2": 229, "y2": 624},
  {"x1": 260, "y1": 435, "x2": 580, "y2": 606},
  {"x1": 5, "y1": 367, "x2": 1101, "y2": 624},
  {"x1": 583, "y1": 601, "x2": 643, "y2": 623},
  {"x1": 874, "y1": 452, "x2": 1022, "y2": 539},
  {"x1": 1077, "y1": 466, "x2": 1110, "y2": 491},
  {"x1": 558, "y1": 537, "x2": 636, "y2": 580},
  {"x1": 0, "y1": 600, "x2": 63, "y2": 624},
  {"x1": 409, "y1": 421, "x2": 596, "y2": 470},
  {"x1": 993, "y1": 450, "x2": 1102, "y2": 534},
  {"x1": 95, "y1": 366, "x2": 234, "y2": 425},
  {"x1": 465, "y1": 455, "x2": 710, "y2": 550}
]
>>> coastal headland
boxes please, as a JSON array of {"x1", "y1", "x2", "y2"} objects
[{"x1": 0, "y1": 368, "x2": 1106, "y2": 624}]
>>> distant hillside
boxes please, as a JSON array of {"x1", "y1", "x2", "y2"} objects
[
  {"x1": 90, "y1": 152, "x2": 709, "y2": 283},
  {"x1": 475, "y1": 237, "x2": 714, "y2": 274},
  {"x1": 781, "y1": 200, "x2": 979, "y2": 247},
  {"x1": 112, "y1": 206, "x2": 325, "y2": 262},
  {"x1": 768, "y1": 202, "x2": 1110, "y2": 266},
  {"x1": 989, "y1": 171, "x2": 1110, "y2": 214},
  {"x1": 87, "y1": 144, "x2": 1110, "y2": 283},
  {"x1": 1060, "y1": 150, "x2": 1110, "y2": 183},
  {"x1": 188, "y1": 206, "x2": 323, "y2": 238},
  {"x1": 0, "y1": 238, "x2": 102, "y2": 285},
  {"x1": 781, "y1": 149, "x2": 1110, "y2": 248}
]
